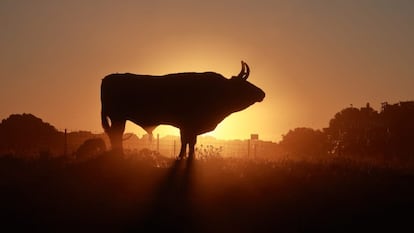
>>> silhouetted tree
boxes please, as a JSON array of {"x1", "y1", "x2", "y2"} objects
[
  {"x1": 380, "y1": 101, "x2": 414, "y2": 159},
  {"x1": 325, "y1": 101, "x2": 414, "y2": 160},
  {"x1": 0, "y1": 114, "x2": 63, "y2": 156},
  {"x1": 279, "y1": 127, "x2": 327, "y2": 158},
  {"x1": 325, "y1": 103, "x2": 382, "y2": 156}
]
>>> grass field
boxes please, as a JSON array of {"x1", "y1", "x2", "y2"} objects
[{"x1": 1, "y1": 152, "x2": 413, "y2": 233}]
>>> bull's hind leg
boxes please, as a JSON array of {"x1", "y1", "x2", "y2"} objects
[
  {"x1": 178, "y1": 131, "x2": 187, "y2": 159},
  {"x1": 108, "y1": 119, "x2": 126, "y2": 153}
]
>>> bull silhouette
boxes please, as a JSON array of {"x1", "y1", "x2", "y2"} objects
[{"x1": 101, "y1": 61, "x2": 265, "y2": 158}]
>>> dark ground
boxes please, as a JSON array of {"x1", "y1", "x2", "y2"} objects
[{"x1": 1, "y1": 153, "x2": 413, "y2": 233}]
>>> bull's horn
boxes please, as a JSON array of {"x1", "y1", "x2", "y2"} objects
[
  {"x1": 236, "y1": 61, "x2": 245, "y2": 79},
  {"x1": 242, "y1": 62, "x2": 250, "y2": 80}
]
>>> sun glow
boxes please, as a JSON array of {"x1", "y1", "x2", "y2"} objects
[
  {"x1": 125, "y1": 121, "x2": 180, "y2": 138},
  {"x1": 123, "y1": 56, "x2": 271, "y2": 140},
  {"x1": 125, "y1": 105, "x2": 266, "y2": 141},
  {"x1": 118, "y1": 36, "x2": 273, "y2": 141}
]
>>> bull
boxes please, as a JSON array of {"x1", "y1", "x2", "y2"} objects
[{"x1": 101, "y1": 61, "x2": 265, "y2": 158}]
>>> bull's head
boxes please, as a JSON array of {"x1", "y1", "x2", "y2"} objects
[{"x1": 230, "y1": 61, "x2": 265, "y2": 104}]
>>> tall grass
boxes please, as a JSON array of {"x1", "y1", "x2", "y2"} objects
[{"x1": 1, "y1": 151, "x2": 413, "y2": 232}]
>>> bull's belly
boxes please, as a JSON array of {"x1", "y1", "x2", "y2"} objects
[
  {"x1": 126, "y1": 114, "x2": 220, "y2": 135},
  {"x1": 107, "y1": 105, "x2": 224, "y2": 135},
  {"x1": 126, "y1": 113, "x2": 181, "y2": 129}
]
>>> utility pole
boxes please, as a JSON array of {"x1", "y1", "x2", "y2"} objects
[
  {"x1": 64, "y1": 128, "x2": 67, "y2": 157},
  {"x1": 250, "y1": 134, "x2": 259, "y2": 159},
  {"x1": 247, "y1": 139, "x2": 250, "y2": 158},
  {"x1": 157, "y1": 133, "x2": 159, "y2": 153},
  {"x1": 254, "y1": 142, "x2": 257, "y2": 159},
  {"x1": 173, "y1": 140, "x2": 176, "y2": 158}
]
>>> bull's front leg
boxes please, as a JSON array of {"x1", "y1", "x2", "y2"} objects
[{"x1": 188, "y1": 134, "x2": 197, "y2": 159}]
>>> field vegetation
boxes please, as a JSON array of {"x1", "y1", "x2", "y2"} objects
[
  {"x1": 2, "y1": 150, "x2": 413, "y2": 233},
  {"x1": 2, "y1": 101, "x2": 414, "y2": 232}
]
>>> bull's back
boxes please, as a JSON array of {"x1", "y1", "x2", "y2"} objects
[
  {"x1": 102, "y1": 72, "x2": 222, "y2": 101},
  {"x1": 101, "y1": 72, "x2": 226, "y2": 125}
]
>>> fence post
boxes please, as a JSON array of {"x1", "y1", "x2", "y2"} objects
[
  {"x1": 64, "y1": 128, "x2": 67, "y2": 156},
  {"x1": 173, "y1": 140, "x2": 176, "y2": 158},
  {"x1": 247, "y1": 139, "x2": 250, "y2": 158},
  {"x1": 157, "y1": 133, "x2": 159, "y2": 153}
]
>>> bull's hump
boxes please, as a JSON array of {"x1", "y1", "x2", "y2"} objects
[
  {"x1": 168, "y1": 72, "x2": 226, "y2": 80},
  {"x1": 103, "y1": 73, "x2": 157, "y2": 79},
  {"x1": 165, "y1": 71, "x2": 219, "y2": 76},
  {"x1": 104, "y1": 72, "x2": 225, "y2": 80}
]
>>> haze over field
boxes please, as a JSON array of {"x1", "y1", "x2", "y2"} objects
[{"x1": 1, "y1": 0, "x2": 413, "y2": 141}]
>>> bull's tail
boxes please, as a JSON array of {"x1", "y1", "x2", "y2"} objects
[
  {"x1": 101, "y1": 78, "x2": 110, "y2": 134},
  {"x1": 101, "y1": 107, "x2": 111, "y2": 134}
]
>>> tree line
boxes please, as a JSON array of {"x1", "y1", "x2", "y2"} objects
[
  {"x1": 280, "y1": 101, "x2": 414, "y2": 160},
  {"x1": 0, "y1": 114, "x2": 105, "y2": 157},
  {"x1": 1, "y1": 101, "x2": 414, "y2": 161}
]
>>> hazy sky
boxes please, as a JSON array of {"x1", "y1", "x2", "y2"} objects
[{"x1": 1, "y1": 0, "x2": 413, "y2": 141}]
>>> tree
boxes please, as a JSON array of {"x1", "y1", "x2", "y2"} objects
[
  {"x1": 0, "y1": 114, "x2": 63, "y2": 156},
  {"x1": 279, "y1": 127, "x2": 327, "y2": 158},
  {"x1": 324, "y1": 103, "x2": 382, "y2": 156},
  {"x1": 380, "y1": 101, "x2": 414, "y2": 159}
]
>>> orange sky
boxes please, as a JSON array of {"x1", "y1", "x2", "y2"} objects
[{"x1": 1, "y1": 1, "x2": 413, "y2": 141}]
